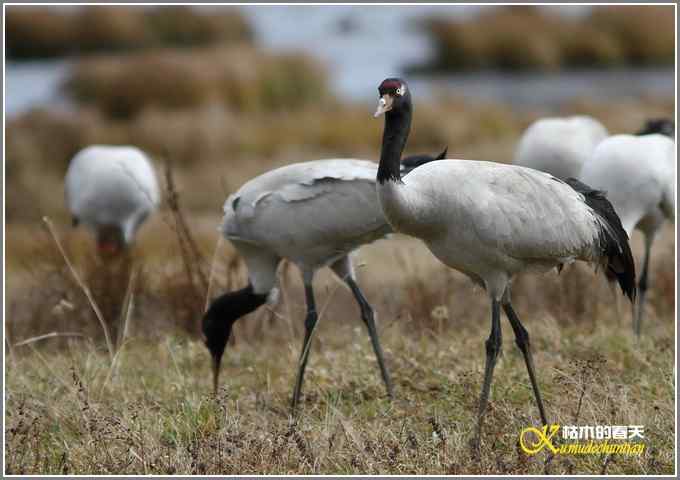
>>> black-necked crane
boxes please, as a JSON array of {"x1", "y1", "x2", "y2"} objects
[
  {"x1": 514, "y1": 116, "x2": 675, "y2": 181},
  {"x1": 513, "y1": 115, "x2": 610, "y2": 180},
  {"x1": 202, "y1": 152, "x2": 444, "y2": 410},
  {"x1": 372, "y1": 78, "x2": 636, "y2": 448},
  {"x1": 64, "y1": 145, "x2": 160, "y2": 256},
  {"x1": 580, "y1": 132, "x2": 675, "y2": 336}
]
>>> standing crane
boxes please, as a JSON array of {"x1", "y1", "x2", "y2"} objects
[
  {"x1": 513, "y1": 115, "x2": 609, "y2": 180},
  {"x1": 372, "y1": 78, "x2": 636, "y2": 448},
  {"x1": 581, "y1": 133, "x2": 675, "y2": 336}
]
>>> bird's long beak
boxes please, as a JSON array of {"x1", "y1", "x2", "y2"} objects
[
  {"x1": 374, "y1": 94, "x2": 393, "y2": 117},
  {"x1": 211, "y1": 353, "x2": 222, "y2": 395}
]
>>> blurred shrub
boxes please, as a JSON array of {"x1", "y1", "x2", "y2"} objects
[
  {"x1": 4, "y1": 8, "x2": 78, "y2": 59},
  {"x1": 558, "y1": 25, "x2": 624, "y2": 68},
  {"x1": 7, "y1": 94, "x2": 672, "y2": 223},
  {"x1": 5, "y1": 6, "x2": 253, "y2": 59},
  {"x1": 64, "y1": 48, "x2": 329, "y2": 119},
  {"x1": 590, "y1": 6, "x2": 675, "y2": 66},
  {"x1": 145, "y1": 6, "x2": 253, "y2": 47},
  {"x1": 7, "y1": 108, "x2": 98, "y2": 173},
  {"x1": 415, "y1": 5, "x2": 674, "y2": 72}
]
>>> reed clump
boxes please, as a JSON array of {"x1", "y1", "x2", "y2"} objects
[
  {"x1": 415, "y1": 5, "x2": 674, "y2": 72},
  {"x1": 64, "y1": 48, "x2": 329, "y2": 119},
  {"x1": 5, "y1": 6, "x2": 253, "y2": 60}
]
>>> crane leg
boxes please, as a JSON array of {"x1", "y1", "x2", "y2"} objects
[
  {"x1": 474, "y1": 299, "x2": 502, "y2": 452},
  {"x1": 291, "y1": 281, "x2": 317, "y2": 412},
  {"x1": 345, "y1": 277, "x2": 394, "y2": 399},
  {"x1": 502, "y1": 300, "x2": 548, "y2": 426},
  {"x1": 634, "y1": 235, "x2": 653, "y2": 337}
]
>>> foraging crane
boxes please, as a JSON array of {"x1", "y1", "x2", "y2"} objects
[
  {"x1": 513, "y1": 115, "x2": 609, "y2": 179},
  {"x1": 202, "y1": 150, "x2": 445, "y2": 409},
  {"x1": 373, "y1": 78, "x2": 635, "y2": 448},
  {"x1": 580, "y1": 133, "x2": 675, "y2": 336},
  {"x1": 514, "y1": 116, "x2": 674, "y2": 180},
  {"x1": 515, "y1": 115, "x2": 674, "y2": 328},
  {"x1": 65, "y1": 145, "x2": 160, "y2": 256}
]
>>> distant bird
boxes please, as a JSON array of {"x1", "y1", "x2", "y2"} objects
[
  {"x1": 581, "y1": 133, "x2": 675, "y2": 336},
  {"x1": 373, "y1": 78, "x2": 636, "y2": 448},
  {"x1": 65, "y1": 145, "x2": 160, "y2": 256},
  {"x1": 513, "y1": 115, "x2": 609, "y2": 179},
  {"x1": 202, "y1": 151, "x2": 444, "y2": 409},
  {"x1": 514, "y1": 116, "x2": 675, "y2": 180},
  {"x1": 636, "y1": 118, "x2": 675, "y2": 138}
]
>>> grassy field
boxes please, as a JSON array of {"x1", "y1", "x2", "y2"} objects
[
  {"x1": 4, "y1": 210, "x2": 676, "y2": 474},
  {"x1": 5, "y1": 4, "x2": 675, "y2": 473}
]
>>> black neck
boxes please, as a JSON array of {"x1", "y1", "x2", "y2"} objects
[
  {"x1": 377, "y1": 107, "x2": 412, "y2": 184},
  {"x1": 209, "y1": 284, "x2": 267, "y2": 324}
]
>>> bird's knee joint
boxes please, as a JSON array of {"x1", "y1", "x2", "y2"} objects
[
  {"x1": 304, "y1": 311, "x2": 317, "y2": 330},
  {"x1": 638, "y1": 276, "x2": 649, "y2": 293},
  {"x1": 360, "y1": 306, "x2": 375, "y2": 324},
  {"x1": 515, "y1": 329, "x2": 529, "y2": 350},
  {"x1": 485, "y1": 336, "x2": 501, "y2": 357}
]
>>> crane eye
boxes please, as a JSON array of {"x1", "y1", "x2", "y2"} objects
[{"x1": 396, "y1": 85, "x2": 405, "y2": 96}]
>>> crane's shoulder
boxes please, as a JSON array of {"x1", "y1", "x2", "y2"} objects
[{"x1": 223, "y1": 159, "x2": 378, "y2": 220}]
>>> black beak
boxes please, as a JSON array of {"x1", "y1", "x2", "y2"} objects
[
  {"x1": 203, "y1": 313, "x2": 230, "y2": 396},
  {"x1": 211, "y1": 351, "x2": 223, "y2": 395}
]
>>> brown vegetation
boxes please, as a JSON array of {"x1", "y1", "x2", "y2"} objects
[
  {"x1": 415, "y1": 5, "x2": 675, "y2": 72},
  {"x1": 64, "y1": 47, "x2": 329, "y2": 119},
  {"x1": 6, "y1": 93, "x2": 672, "y2": 224},
  {"x1": 5, "y1": 6, "x2": 253, "y2": 59},
  {"x1": 4, "y1": 222, "x2": 676, "y2": 474},
  {"x1": 5, "y1": 93, "x2": 675, "y2": 473},
  {"x1": 4, "y1": 5, "x2": 676, "y2": 472}
]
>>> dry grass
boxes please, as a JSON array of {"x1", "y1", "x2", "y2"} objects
[
  {"x1": 64, "y1": 47, "x2": 329, "y2": 119},
  {"x1": 6, "y1": 95, "x2": 673, "y2": 224},
  {"x1": 5, "y1": 5, "x2": 252, "y2": 59},
  {"x1": 4, "y1": 220, "x2": 676, "y2": 474},
  {"x1": 414, "y1": 5, "x2": 675, "y2": 72}
]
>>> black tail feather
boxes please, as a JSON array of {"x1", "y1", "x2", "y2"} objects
[
  {"x1": 400, "y1": 146, "x2": 448, "y2": 174},
  {"x1": 565, "y1": 178, "x2": 636, "y2": 302}
]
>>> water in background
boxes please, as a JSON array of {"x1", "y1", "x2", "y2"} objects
[{"x1": 4, "y1": 5, "x2": 675, "y2": 118}]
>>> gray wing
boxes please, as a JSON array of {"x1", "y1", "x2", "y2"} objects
[
  {"x1": 222, "y1": 159, "x2": 390, "y2": 264},
  {"x1": 465, "y1": 164, "x2": 601, "y2": 260}
]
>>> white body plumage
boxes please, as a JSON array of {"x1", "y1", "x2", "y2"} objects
[
  {"x1": 580, "y1": 134, "x2": 676, "y2": 237},
  {"x1": 378, "y1": 160, "x2": 613, "y2": 298},
  {"x1": 580, "y1": 133, "x2": 675, "y2": 334},
  {"x1": 514, "y1": 115, "x2": 609, "y2": 179},
  {"x1": 65, "y1": 145, "x2": 160, "y2": 247}
]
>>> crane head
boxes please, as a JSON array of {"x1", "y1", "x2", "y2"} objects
[
  {"x1": 375, "y1": 78, "x2": 411, "y2": 118},
  {"x1": 96, "y1": 225, "x2": 126, "y2": 258}
]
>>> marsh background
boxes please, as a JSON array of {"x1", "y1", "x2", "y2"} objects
[{"x1": 4, "y1": 4, "x2": 676, "y2": 475}]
